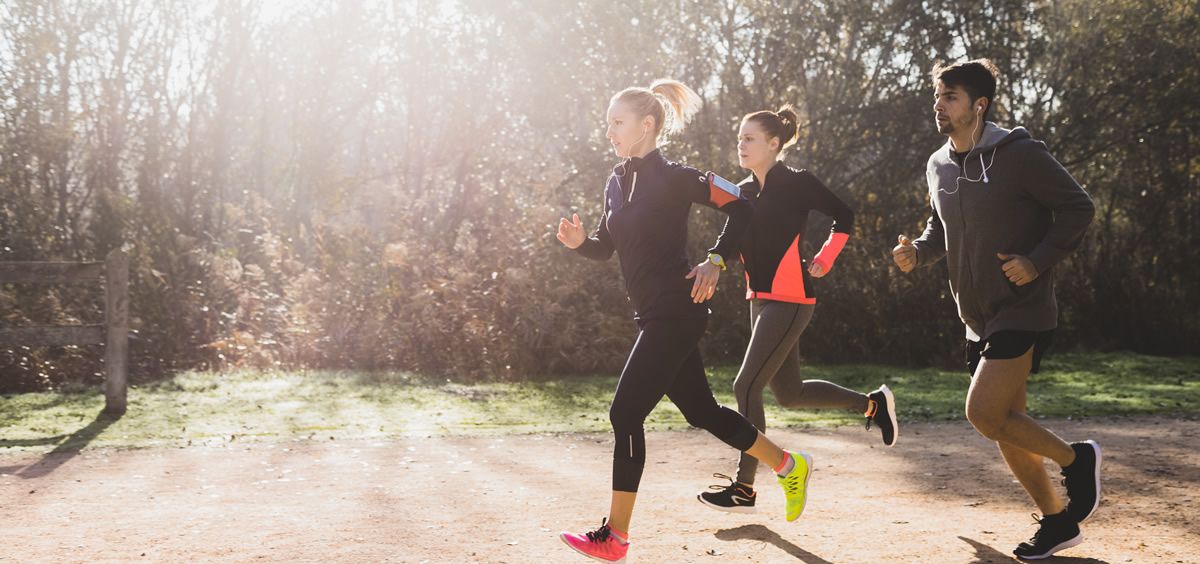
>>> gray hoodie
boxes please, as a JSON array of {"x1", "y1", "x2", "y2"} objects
[{"x1": 913, "y1": 123, "x2": 1095, "y2": 341}]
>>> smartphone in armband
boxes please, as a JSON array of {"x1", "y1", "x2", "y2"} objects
[{"x1": 706, "y1": 171, "x2": 742, "y2": 207}]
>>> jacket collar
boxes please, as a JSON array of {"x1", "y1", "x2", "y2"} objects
[
  {"x1": 940, "y1": 123, "x2": 1026, "y2": 159},
  {"x1": 613, "y1": 148, "x2": 665, "y2": 176},
  {"x1": 745, "y1": 160, "x2": 787, "y2": 196}
]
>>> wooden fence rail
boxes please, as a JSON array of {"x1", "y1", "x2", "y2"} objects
[{"x1": 0, "y1": 249, "x2": 129, "y2": 414}]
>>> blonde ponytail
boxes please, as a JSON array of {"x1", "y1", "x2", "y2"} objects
[
  {"x1": 612, "y1": 79, "x2": 702, "y2": 140},
  {"x1": 649, "y1": 79, "x2": 701, "y2": 136}
]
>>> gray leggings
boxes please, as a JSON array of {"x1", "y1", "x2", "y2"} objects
[{"x1": 733, "y1": 299, "x2": 869, "y2": 485}]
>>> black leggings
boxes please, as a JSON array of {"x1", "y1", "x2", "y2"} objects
[{"x1": 609, "y1": 316, "x2": 759, "y2": 492}]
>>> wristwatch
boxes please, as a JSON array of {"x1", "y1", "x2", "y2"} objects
[{"x1": 707, "y1": 253, "x2": 726, "y2": 271}]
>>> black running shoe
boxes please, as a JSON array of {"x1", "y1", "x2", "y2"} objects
[
  {"x1": 1062, "y1": 440, "x2": 1102, "y2": 523},
  {"x1": 697, "y1": 473, "x2": 756, "y2": 514},
  {"x1": 1012, "y1": 512, "x2": 1082, "y2": 560},
  {"x1": 864, "y1": 384, "x2": 898, "y2": 447}
]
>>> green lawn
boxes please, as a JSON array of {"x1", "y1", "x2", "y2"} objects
[{"x1": 1, "y1": 353, "x2": 1197, "y2": 454}]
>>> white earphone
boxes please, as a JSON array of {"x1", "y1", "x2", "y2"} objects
[
  {"x1": 614, "y1": 125, "x2": 650, "y2": 178},
  {"x1": 971, "y1": 103, "x2": 991, "y2": 183},
  {"x1": 940, "y1": 101, "x2": 994, "y2": 194}
]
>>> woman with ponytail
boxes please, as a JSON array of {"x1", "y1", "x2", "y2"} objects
[
  {"x1": 695, "y1": 105, "x2": 901, "y2": 515},
  {"x1": 556, "y1": 82, "x2": 815, "y2": 562}
]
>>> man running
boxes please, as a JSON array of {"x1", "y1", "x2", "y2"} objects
[{"x1": 893, "y1": 59, "x2": 1100, "y2": 560}]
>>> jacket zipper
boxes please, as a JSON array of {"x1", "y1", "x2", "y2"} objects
[{"x1": 955, "y1": 152, "x2": 986, "y2": 325}]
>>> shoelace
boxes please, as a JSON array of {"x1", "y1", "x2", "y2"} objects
[
  {"x1": 706, "y1": 473, "x2": 737, "y2": 492},
  {"x1": 864, "y1": 398, "x2": 879, "y2": 431},
  {"x1": 1060, "y1": 466, "x2": 1079, "y2": 492},
  {"x1": 1025, "y1": 513, "x2": 1045, "y2": 545},
  {"x1": 782, "y1": 473, "x2": 801, "y2": 494},
  {"x1": 584, "y1": 518, "x2": 613, "y2": 543}
]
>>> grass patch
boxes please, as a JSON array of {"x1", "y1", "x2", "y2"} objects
[{"x1": 1, "y1": 352, "x2": 1196, "y2": 454}]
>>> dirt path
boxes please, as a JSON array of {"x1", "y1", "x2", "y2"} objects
[{"x1": 2, "y1": 417, "x2": 1197, "y2": 563}]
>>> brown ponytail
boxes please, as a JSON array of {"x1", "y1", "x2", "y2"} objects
[
  {"x1": 612, "y1": 79, "x2": 702, "y2": 140},
  {"x1": 744, "y1": 103, "x2": 801, "y2": 154}
]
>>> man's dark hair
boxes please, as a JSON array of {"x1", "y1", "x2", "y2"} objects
[{"x1": 931, "y1": 58, "x2": 1001, "y2": 121}]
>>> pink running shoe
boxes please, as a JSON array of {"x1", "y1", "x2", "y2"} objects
[{"x1": 559, "y1": 518, "x2": 628, "y2": 563}]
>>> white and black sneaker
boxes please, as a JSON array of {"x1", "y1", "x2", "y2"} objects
[
  {"x1": 864, "y1": 384, "x2": 898, "y2": 447},
  {"x1": 697, "y1": 473, "x2": 756, "y2": 514},
  {"x1": 1012, "y1": 512, "x2": 1082, "y2": 560},
  {"x1": 1062, "y1": 440, "x2": 1102, "y2": 523}
]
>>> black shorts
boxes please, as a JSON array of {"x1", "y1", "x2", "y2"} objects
[{"x1": 966, "y1": 330, "x2": 1054, "y2": 376}]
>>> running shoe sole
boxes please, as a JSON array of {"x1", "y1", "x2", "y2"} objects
[
  {"x1": 559, "y1": 533, "x2": 627, "y2": 564},
  {"x1": 879, "y1": 384, "x2": 899, "y2": 447},
  {"x1": 696, "y1": 493, "x2": 757, "y2": 514},
  {"x1": 1015, "y1": 531, "x2": 1083, "y2": 560}
]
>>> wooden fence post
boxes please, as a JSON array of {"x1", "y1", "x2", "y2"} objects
[{"x1": 104, "y1": 249, "x2": 129, "y2": 415}]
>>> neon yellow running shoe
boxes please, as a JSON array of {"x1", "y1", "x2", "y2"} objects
[{"x1": 777, "y1": 452, "x2": 813, "y2": 522}]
